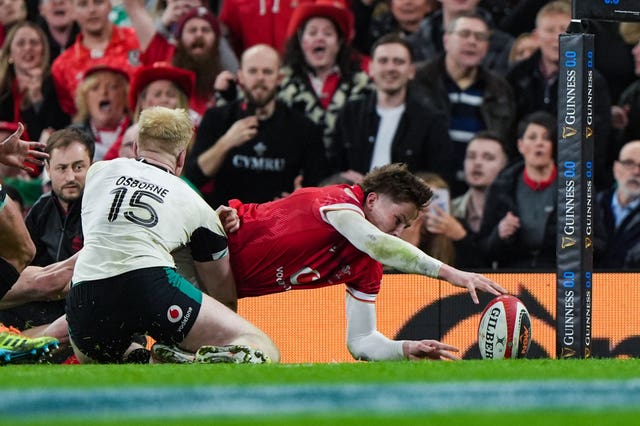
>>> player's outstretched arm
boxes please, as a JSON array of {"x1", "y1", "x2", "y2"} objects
[
  {"x1": 345, "y1": 291, "x2": 460, "y2": 361},
  {"x1": 326, "y1": 209, "x2": 507, "y2": 303},
  {"x1": 437, "y1": 263, "x2": 506, "y2": 304},
  {"x1": 0, "y1": 123, "x2": 48, "y2": 170}
]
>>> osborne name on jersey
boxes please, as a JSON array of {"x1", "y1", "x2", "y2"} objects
[
  {"x1": 232, "y1": 155, "x2": 286, "y2": 171},
  {"x1": 115, "y1": 176, "x2": 170, "y2": 198}
]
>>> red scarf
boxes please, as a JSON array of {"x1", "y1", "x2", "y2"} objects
[
  {"x1": 310, "y1": 71, "x2": 341, "y2": 110},
  {"x1": 523, "y1": 165, "x2": 557, "y2": 191}
]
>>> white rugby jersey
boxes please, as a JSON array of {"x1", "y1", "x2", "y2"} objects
[{"x1": 73, "y1": 158, "x2": 226, "y2": 282}]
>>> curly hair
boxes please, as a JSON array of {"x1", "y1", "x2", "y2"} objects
[
  {"x1": 282, "y1": 18, "x2": 362, "y2": 78},
  {"x1": 360, "y1": 163, "x2": 433, "y2": 208}
]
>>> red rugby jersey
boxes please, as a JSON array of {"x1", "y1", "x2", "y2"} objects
[{"x1": 228, "y1": 184, "x2": 382, "y2": 300}]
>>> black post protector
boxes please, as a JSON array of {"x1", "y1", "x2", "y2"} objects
[
  {"x1": 573, "y1": 0, "x2": 640, "y2": 22},
  {"x1": 556, "y1": 30, "x2": 594, "y2": 359}
]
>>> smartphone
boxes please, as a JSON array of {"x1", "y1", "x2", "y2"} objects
[{"x1": 430, "y1": 188, "x2": 450, "y2": 215}]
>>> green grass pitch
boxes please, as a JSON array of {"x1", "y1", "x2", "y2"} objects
[{"x1": 1, "y1": 358, "x2": 639, "y2": 425}]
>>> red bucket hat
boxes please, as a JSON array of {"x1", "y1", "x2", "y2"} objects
[
  {"x1": 286, "y1": 0, "x2": 355, "y2": 41},
  {"x1": 176, "y1": 6, "x2": 221, "y2": 40},
  {"x1": 128, "y1": 62, "x2": 195, "y2": 111}
]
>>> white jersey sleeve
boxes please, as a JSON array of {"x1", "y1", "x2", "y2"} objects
[{"x1": 73, "y1": 159, "x2": 225, "y2": 283}]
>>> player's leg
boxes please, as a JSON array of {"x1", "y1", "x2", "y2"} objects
[
  {"x1": 66, "y1": 278, "x2": 140, "y2": 364},
  {"x1": 148, "y1": 267, "x2": 279, "y2": 363},
  {"x1": 0, "y1": 192, "x2": 35, "y2": 300},
  {"x1": 181, "y1": 294, "x2": 280, "y2": 363}
]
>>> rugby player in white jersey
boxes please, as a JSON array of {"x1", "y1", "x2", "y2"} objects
[{"x1": 65, "y1": 106, "x2": 279, "y2": 364}]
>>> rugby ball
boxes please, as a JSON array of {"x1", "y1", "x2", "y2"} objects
[{"x1": 478, "y1": 295, "x2": 532, "y2": 359}]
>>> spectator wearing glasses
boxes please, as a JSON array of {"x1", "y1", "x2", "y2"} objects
[
  {"x1": 413, "y1": 11, "x2": 515, "y2": 197},
  {"x1": 506, "y1": 1, "x2": 612, "y2": 188},
  {"x1": 596, "y1": 140, "x2": 640, "y2": 270},
  {"x1": 408, "y1": 0, "x2": 514, "y2": 75}
]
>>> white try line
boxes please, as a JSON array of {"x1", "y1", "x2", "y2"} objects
[{"x1": 2, "y1": 379, "x2": 639, "y2": 419}]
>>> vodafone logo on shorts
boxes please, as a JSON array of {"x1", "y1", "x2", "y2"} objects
[{"x1": 167, "y1": 305, "x2": 183, "y2": 323}]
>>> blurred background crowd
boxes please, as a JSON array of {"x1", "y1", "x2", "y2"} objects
[{"x1": 2, "y1": 0, "x2": 640, "y2": 293}]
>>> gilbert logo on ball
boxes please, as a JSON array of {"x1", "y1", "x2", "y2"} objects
[
  {"x1": 167, "y1": 305, "x2": 183, "y2": 323},
  {"x1": 478, "y1": 295, "x2": 532, "y2": 359}
]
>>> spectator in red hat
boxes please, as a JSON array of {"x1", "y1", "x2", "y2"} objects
[
  {"x1": 123, "y1": 2, "x2": 229, "y2": 117},
  {"x1": 0, "y1": 21, "x2": 70, "y2": 144},
  {"x1": 51, "y1": 0, "x2": 141, "y2": 117},
  {"x1": 128, "y1": 62, "x2": 195, "y2": 122},
  {"x1": 147, "y1": 0, "x2": 239, "y2": 72},
  {"x1": 70, "y1": 65, "x2": 131, "y2": 161},
  {"x1": 103, "y1": 62, "x2": 196, "y2": 159},
  {"x1": 279, "y1": 0, "x2": 372, "y2": 151},
  {"x1": 219, "y1": 0, "x2": 313, "y2": 57}
]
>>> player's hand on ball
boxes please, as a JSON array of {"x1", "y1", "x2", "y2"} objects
[
  {"x1": 438, "y1": 264, "x2": 507, "y2": 304},
  {"x1": 403, "y1": 340, "x2": 460, "y2": 361}
]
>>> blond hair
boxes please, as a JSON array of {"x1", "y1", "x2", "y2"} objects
[
  {"x1": 73, "y1": 71, "x2": 129, "y2": 124},
  {"x1": 536, "y1": 0, "x2": 571, "y2": 28},
  {"x1": 137, "y1": 107, "x2": 193, "y2": 156},
  {"x1": 620, "y1": 22, "x2": 640, "y2": 45},
  {"x1": 0, "y1": 22, "x2": 51, "y2": 100}
]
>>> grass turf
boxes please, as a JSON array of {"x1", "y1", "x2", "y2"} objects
[{"x1": 1, "y1": 359, "x2": 638, "y2": 425}]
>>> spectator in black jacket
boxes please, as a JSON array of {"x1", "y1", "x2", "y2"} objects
[
  {"x1": 0, "y1": 127, "x2": 93, "y2": 330},
  {"x1": 408, "y1": 0, "x2": 514, "y2": 75},
  {"x1": 352, "y1": 0, "x2": 439, "y2": 55},
  {"x1": 450, "y1": 131, "x2": 508, "y2": 269},
  {"x1": 184, "y1": 44, "x2": 329, "y2": 208},
  {"x1": 596, "y1": 140, "x2": 640, "y2": 270},
  {"x1": 506, "y1": 1, "x2": 612, "y2": 188},
  {"x1": 328, "y1": 33, "x2": 452, "y2": 185},
  {"x1": 412, "y1": 11, "x2": 515, "y2": 196},
  {"x1": 478, "y1": 111, "x2": 557, "y2": 270}
]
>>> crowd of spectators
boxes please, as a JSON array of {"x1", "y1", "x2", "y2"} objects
[{"x1": 2, "y1": 0, "x2": 640, "y2": 302}]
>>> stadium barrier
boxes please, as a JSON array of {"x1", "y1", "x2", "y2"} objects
[{"x1": 238, "y1": 273, "x2": 640, "y2": 363}]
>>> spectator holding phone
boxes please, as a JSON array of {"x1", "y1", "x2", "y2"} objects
[
  {"x1": 184, "y1": 44, "x2": 330, "y2": 208},
  {"x1": 400, "y1": 172, "x2": 456, "y2": 265},
  {"x1": 432, "y1": 131, "x2": 509, "y2": 269}
]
